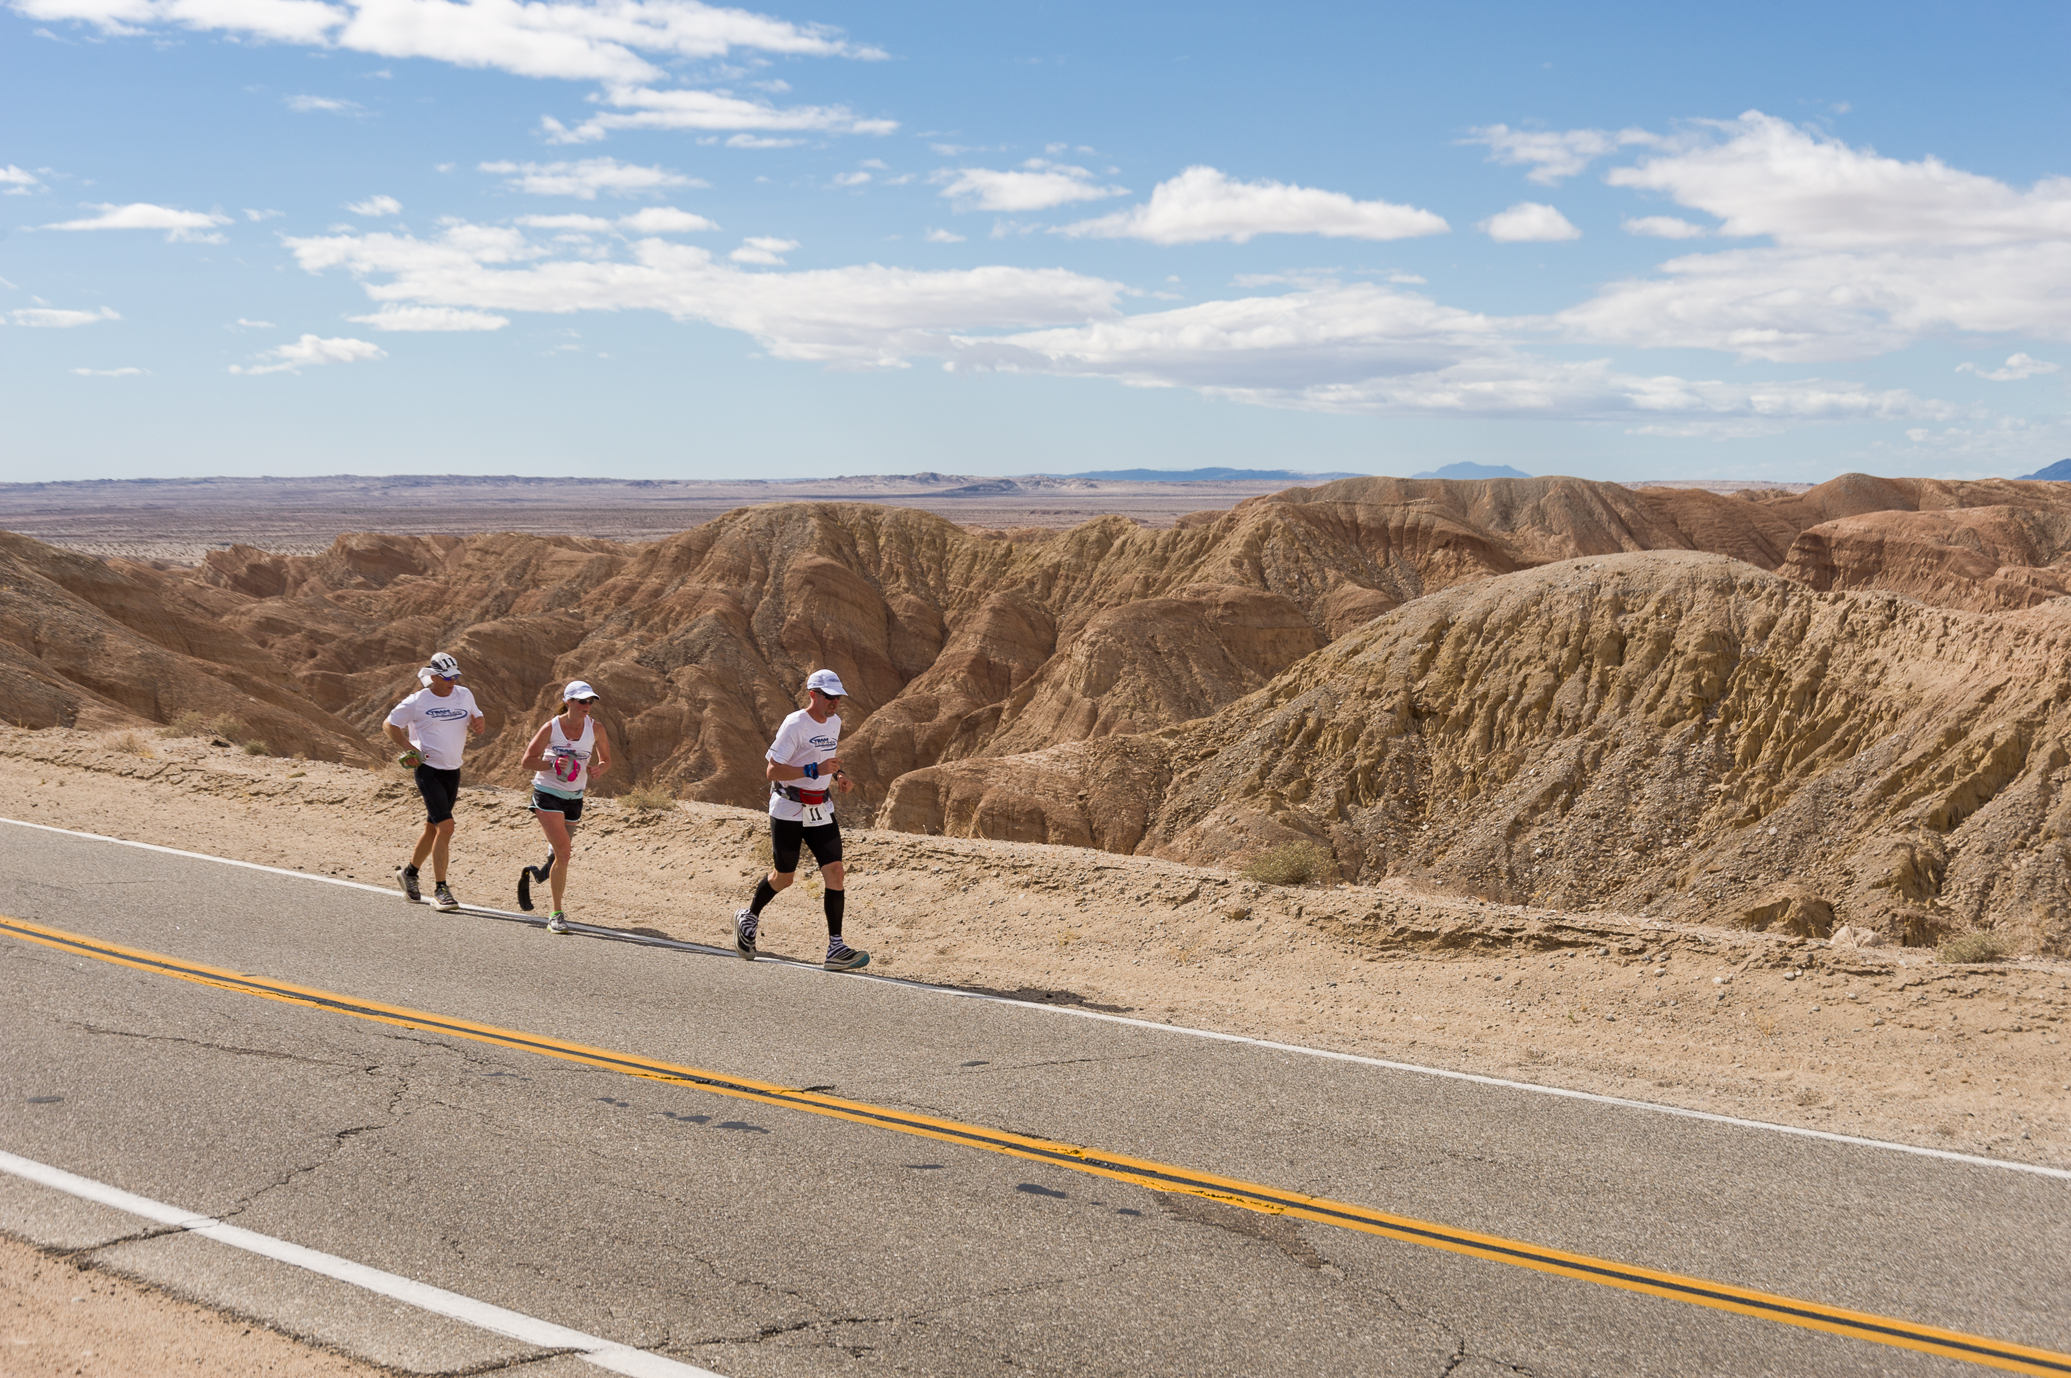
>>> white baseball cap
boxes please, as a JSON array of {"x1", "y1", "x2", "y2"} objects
[
  {"x1": 805, "y1": 669, "x2": 846, "y2": 698},
  {"x1": 563, "y1": 679, "x2": 599, "y2": 702},
  {"x1": 427, "y1": 652, "x2": 461, "y2": 679}
]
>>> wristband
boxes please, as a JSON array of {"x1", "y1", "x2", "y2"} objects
[{"x1": 802, "y1": 761, "x2": 819, "y2": 780}]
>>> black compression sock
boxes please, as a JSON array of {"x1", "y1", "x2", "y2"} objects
[
  {"x1": 750, "y1": 878, "x2": 778, "y2": 916},
  {"x1": 824, "y1": 888, "x2": 845, "y2": 938}
]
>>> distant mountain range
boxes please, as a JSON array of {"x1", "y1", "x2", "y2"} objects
[
  {"x1": 2020, "y1": 459, "x2": 2071, "y2": 480},
  {"x1": 1059, "y1": 467, "x2": 1366, "y2": 482},
  {"x1": 1409, "y1": 462, "x2": 1533, "y2": 480}
]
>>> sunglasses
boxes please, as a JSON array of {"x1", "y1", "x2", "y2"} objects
[{"x1": 569, "y1": 696, "x2": 599, "y2": 704}]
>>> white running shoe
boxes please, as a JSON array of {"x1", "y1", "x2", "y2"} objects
[{"x1": 734, "y1": 908, "x2": 759, "y2": 960}]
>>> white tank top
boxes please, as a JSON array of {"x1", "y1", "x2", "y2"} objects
[{"x1": 531, "y1": 715, "x2": 595, "y2": 796}]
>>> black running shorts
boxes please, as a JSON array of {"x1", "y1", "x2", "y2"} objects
[
  {"x1": 530, "y1": 788, "x2": 585, "y2": 822},
  {"x1": 414, "y1": 765, "x2": 461, "y2": 825},
  {"x1": 770, "y1": 815, "x2": 841, "y2": 874}
]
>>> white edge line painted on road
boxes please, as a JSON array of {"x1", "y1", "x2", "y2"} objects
[
  {"x1": 0, "y1": 1147, "x2": 721, "y2": 1378},
  {"x1": 8, "y1": 815, "x2": 2068, "y2": 1184}
]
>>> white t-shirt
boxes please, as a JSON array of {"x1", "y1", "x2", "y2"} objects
[
  {"x1": 765, "y1": 707, "x2": 841, "y2": 823},
  {"x1": 530, "y1": 714, "x2": 595, "y2": 798},
  {"x1": 384, "y1": 686, "x2": 481, "y2": 771}
]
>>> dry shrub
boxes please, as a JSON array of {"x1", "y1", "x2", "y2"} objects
[
  {"x1": 1242, "y1": 840, "x2": 1332, "y2": 887},
  {"x1": 242, "y1": 739, "x2": 271, "y2": 757},
  {"x1": 104, "y1": 729, "x2": 154, "y2": 757},
  {"x1": 1937, "y1": 932, "x2": 2009, "y2": 965},
  {"x1": 621, "y1": 783, "x2": 674, "y2": 812},
  {"x1": 166, "y1": 710, "x2": 248, "y2": 740}
]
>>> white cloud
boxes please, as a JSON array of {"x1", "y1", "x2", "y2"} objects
[
  {"x1": 16, "y1": 0, "x2": 884, "y2": 77},
  {"x1": 541, "y1": 85, "x2": 895, "y2": 144},
  {"x1": 231, "y1": 317, "x2": 275, "y2": 329},
  {"x1": 1606, "y1": 112, "x2": 2071, "y2": 249},
  {"x1": 1, "y1": 164, "x2": 43, "y2": 195},
  {"x1": 924, "y1": 227, "x2": 964, "y2": 244},
  {"x1": 1623, "y1": 215, "x2": 1706, "y2": 239},
  {"x1": 282, "y1": 219, "x2": 1124, "y2": 367},
  {"x1": 1479, "y1": 202, "x2": 1581, "y2": 242},
  {"x1": 10, "y1": 305, "x2": 119, "y2": 326},
  {"x1": 1563, "y1": 113, "x2": 2071, "y2": 361},
  {"x1": 1062, "y1": 166, "x2": 1447, "y2": 244},
  {"x1": 515, "y1": 212, "x2": 614, "y2": 231},
  {"x1": 287, "y1": 94, "x2": 360, "y2": 113},
  {"x1": 244, "y1": 207, "x2": 284, "y2": 221},
  {"x1": 347, "y1": 193, "x2": 402, "y2": 216},
  {"x1": 723, "y1": 134, "x2": 803, "y2": 149},
  {"x1": 617, "y1": 206, "x2": 716, "y2": 234},
  {"x1": 1465, "y1": 124, "x2": 1659, "y2": 185},
  {"x1": 277, "y1": 213, "x2": 1986, "y2": 432},
  {"x1": 729, "y1": 235, "x2": 796, "y2": 265},
  {"x1": 71, "y1": 366, "x2": 144, "y2": 376},
  {"x1": 43, "y1": 202, "x2": 232, "y2": 241},
  {"x1": 480, "y1": 157, "x2": 700, "y2": 199},
  {"x1": 1957, "y1": 352, "x2": 2059, "y2": 382},
  {"x1": 831, "y1": 171, "x2": 870, "y2": 187},
  {"x1": 229, "y1": 333, "x2": 386, "y2": 375},
  {"x1": 948, "y1": 284, "x2": 1959, "y2": 428},
  {"x1": 348, "y1": 304, "x2": 507, "y2": 330},
  {"x1": 933, "y1": 160, "x2": 1125, "y2": 213}
]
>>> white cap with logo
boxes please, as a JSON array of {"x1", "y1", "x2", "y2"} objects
[
  {"x1": 805, "y1": 669, "x2": 846, "y2": 698},
  {"x1": 563, "y1": 680, "x2": 599, "y2": 702},
  {"x1": 419, "y1": 651, "x2": 461, "y2": 686}
]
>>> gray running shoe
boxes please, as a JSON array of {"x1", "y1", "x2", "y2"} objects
[
  {"x1": 734, "y1": 908, "x2": 759, "y2": 960},
  {"x1": 432, "y1": 882, "x2": 459, "y2": 912},
  {"x1": 394, "y1": 865, "x2": 422, "y2": 903},
  {"x1": 546, "y1": 911, "x2": 571, "y2": 935},
  {"x1": 824, "y1": 942, "x2": 869, "y2": 972}
]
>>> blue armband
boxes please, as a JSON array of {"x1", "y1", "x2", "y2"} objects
[{"x1": 802, "y1": 761, "x2": 819, "y2": 779}]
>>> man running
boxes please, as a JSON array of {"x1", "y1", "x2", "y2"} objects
[
  {"x1": 383, "y1": 652, "x2": 484, "y2": 912},
  {"x1": 734, "y1": 669, "x2": 867, "y2": 971},
  {"x1": 517, "y1": 679, "x2": 612, "y2": 935}
]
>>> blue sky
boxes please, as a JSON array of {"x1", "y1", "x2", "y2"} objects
[{"x1": 4, "y1": 0, "x2": 2069, "y2": 483}]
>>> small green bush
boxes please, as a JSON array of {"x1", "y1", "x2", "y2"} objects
[
  {"x1": 1936, "y1": 932, "x2": 2009, "y2": 965},
  {"x1": 1242, "y1": 840, "x2": 1333, "y2": 887},
  {"x1": 621, "y1": 783, "x2": 674, "y2": 812},
  {"x1": 242, "y1": 739, "x2": 271, "y2": 757}
]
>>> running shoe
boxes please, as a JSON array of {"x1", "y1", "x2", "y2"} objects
[
  {"x1": 824, "y1": 942, "x2": 869, "y2": 972},
  {"x1": 546, "y1": 911, "x2": 571, "y2": 935},
  {"x1": 394, "y1": 864, "x2": 422, "y2": 904},
  {"x1": 734, "y1": 908, "x2": 759, "y2": 960},
  {"x1": 432, "y1": 882, "x2": 459, "y2": 912}
]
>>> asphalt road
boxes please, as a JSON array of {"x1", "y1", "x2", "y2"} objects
[{"x1": 2, "y1": 820, "x2": 2067, "y2": 1378}]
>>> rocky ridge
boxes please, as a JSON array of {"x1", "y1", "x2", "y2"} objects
[{"x1": 10, "y1": 473, "x2": 2071, "y2": 953}]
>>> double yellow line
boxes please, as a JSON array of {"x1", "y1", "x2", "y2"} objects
[{"x1": 6, "y1": 912, "x2": 2066, "y2": 1376}]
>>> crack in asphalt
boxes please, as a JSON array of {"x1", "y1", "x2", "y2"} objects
[
  {"x1": 214, "y1": 1062, "x2": 414, "y2": 1222},
  {"x1": 66, "y1": 1022, "x2": 367, "y2": 1070}
]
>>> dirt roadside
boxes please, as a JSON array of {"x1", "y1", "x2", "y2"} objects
[
  {"x1": 2, "y1": 726, "x2": 2068, "y2": 1370},
  {"x1": 0, "y1": 1230, "x2": 383, "y2": 1377}
]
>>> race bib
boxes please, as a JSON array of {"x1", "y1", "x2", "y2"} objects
[{"x1": 804, "y1": 801, "x2": 827, "y2": 825}]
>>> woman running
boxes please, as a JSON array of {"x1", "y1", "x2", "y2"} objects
[{"x1": 517, "y1": 679, "x2": 612, "y2": 934}]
